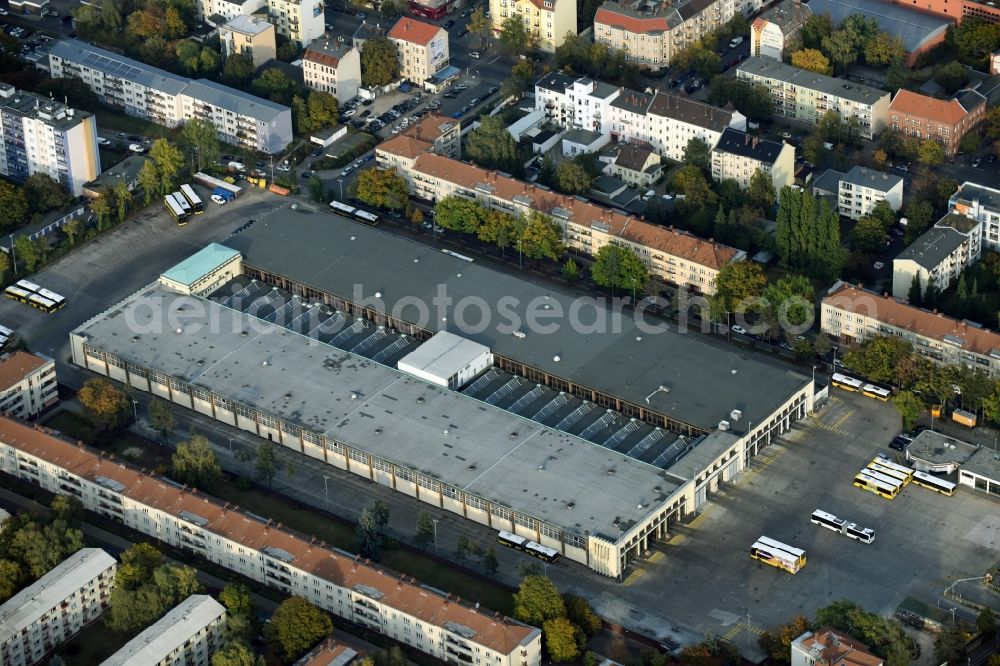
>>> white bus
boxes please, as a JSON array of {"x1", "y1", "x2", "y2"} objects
[
  {"x1": 831, "y1": 373, "x2": 863, "y2": 392},
  {"x1": 496, "y1": 530, "x2": 560, "y2": 562},
  {"x1": 180, "y1": 184, "x2": 204, "y2": 214},
  {"x1": 810, "y1": 509, "x2": 846, "y2": 533},
  {"x1": 867, "y1": 462, "x2": 911, "y2": 486},
  {"x1": 173, "y1": 191, "x2": 192, "y2": 217},
  {"x1": 861, "y1": 468, "x2": 904, "y2": 491},
  {"x1": 329, "y1": 200, "x2": 357, "y2": 216},
  {"x1": 845, "y1": 523, "x2": 876, "y2": 544},
  {"x1": 750, "y1": 536, "x2": 806, "y2": 573},
  {"x1": 354, "y1": 209, "x2": 379, "y2": 224},
  {"x1": 35, "y1": 287, "x2": 65, "y2": 311},
  {"x1": 15, "y1": 279, "x2": 42, "y2": 294},
  {"x1": 862, "y1": 383, "x2": 891, "y2": 402},
  {"x1": 874, "y1": 455, "x2": 915, "y2": 482},
  {"x1": 911, "y1": 470, "x2": 957, "y2": 496},
  {"x1": 854, "y1": 470, "x2": 900, "y2": 499},
  {"x1": 165, "y1": 194, "x2": 190, "y2": 225}
]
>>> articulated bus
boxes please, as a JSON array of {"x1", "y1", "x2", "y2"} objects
[
  {"x1": 831, "y1": 373, "x2": 863, "y2": 392},
  {"x1": 854, "y1": 470, "x2": 900, "y2": 500},
  {"x1": 354, "y1": 209, "x2": 379, "y2": 225},
  {"x1": 862, "y1": 468, "x2": 905, "y2": 491},
  {"x1": 874, "y1": 455, "x2": 915, "y2": 482},
  {"x1": 329, "y1": 200, "x2": 357, "y2": 216},
  {"x1": 862, "y1": 384, "x2": 891, "y2": 402},
  {"x1": 165, "y1": 194, "x2": 190, "y2": 226},
  {"x1": 180, "y1": 184, "x2": 204, "y2": 214},
  {"x1": 912, "y1": 470, "x2": 957, "y2": 496},
  {"x1": 750, "y1": 536, "x2": 807, "y2": 573},
  {"x1": 35, "y1": 287, "x2": 65, "y2": 312},
  {"x1": 4, "y1": 285, "x2": 30, "y2": 303},
  {"x1": 867, "y1": 462, "x2": 911, "y2": 486},
  {"x1": 811, "y1": 509, "x2": 875, "y2": 543},
  {"x1": 496, "y1": 530, "x2": 560, "y2": 563},
  {"x1": 15, "y1": 279, "x2": 42, "y2": 293},
  {"x1": 27, "y1": 293, "x2": 58, "y2": 313}
]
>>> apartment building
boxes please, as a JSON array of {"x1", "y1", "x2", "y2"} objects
[
  {"x1": 0, "y1": 83, "x2": 100, "y2": 197},
  {"x1": 488, "y1": 0, "x2": 576, "y2": 53},
  {"x1": 387, "y1": 18, "x2": 449, "y2": 84},
  {"x1": 791, "y1": 627, "x2": 883, "y2": 666},
  {"x1": 296, "y1": 640, "x2": 361, "y2": 666},
  {"x1": 883, "y1": 0, "x2": 1000, "y2": 23},
  {"x1": 534, "y1": 73, "x2": 621, "y2": 132},
  {"x1": 889, "y1": 89, "x2": 987, "y2": 157},
  {"x1": 892, "y1": 213, "x2": 982, "y2": 299},
  {"x1": 736, "y1": 57, "x2": 890, "y2": 139},
  {"x1": 303, "y1": 39, "x2": 362, "y2": 103},
  {"x1": 710, "y1": 128, "x2": 795, "y2": 190},
  {"x1": 0, "y1": 351, "x2": 58, "y2": 420},
  {"x1": 219, "y1": 15, "x2": 277, "y2": 68},
  {"x1": 47, "y1": 40, "x2": 292, "y2": 154},
  {"x1": 645, "y1": 92, "x2": 745, "y2": 162},
  {"x1": 602, "y1": 143, "x2": 662, "y2": 187},
  {"x1": 949, "y1": 181, "x2": 1000, "y2": 250},
  {"x1": 593, "y1": 0, "x2": 741, "y2": 71},
  {"x1": 0, "y1": 418, "x2": 543, "y2": 666},
  {"x1": 0, "y1": 548, "x2": 117, "y2": 666},
  {"x1": 194, "y1": 0, "x2": 265, "y2": 24},
  {"x1": 822, "y1": 282, "x2": 1000, "y2": 377},
  {"x1": 840, "y1": 166, "x2": 903, "y2": 220},
  {"x1": 750, "y1": 0, "x2": 811, "y2": 60},
  {"x1": 378, "y1": 139, "x2": 745, "y2": 294},
  {"x1": 266, "y1": 0, "x2": 325, "y2": 45},
  {"x1": 103, "y1": 595, "x2": 226, "y2": 666}
]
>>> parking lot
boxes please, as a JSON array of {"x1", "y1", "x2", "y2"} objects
[{"x1": 587, "y1": 389, "x2": 1000, "y2": 642}]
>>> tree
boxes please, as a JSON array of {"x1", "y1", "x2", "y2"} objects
[
  {"x1": 254, "y1": 441, "x2": 277, "y2": 486},
  {"x1": 0, "y1": 558, "x2": 21, "y2": 602},
  {"x1": 0, "y1": 180, "x2": 28, "y2": 232},
  {"x1": 590, "y1": 244, "x2": 648, "y2": 294},
  {"x1": 801, "y1": 14, "x2": 833, "y2": 49},
  {"x1": 707, "y1": 77, "x2": 772, "y2": 121},
  {"x1": 519, "y1": 211, "x2": 564, "y2": 262},
  {"x1": 172, "y1": 434, "x2": 222, "y2": 488},
  {"x1": 791, "y1": 48, "x2": 832, "y2": 74},
  {"x1": 758, "y1": 616, "x2": 811, "y2": 665},
  {"x1": 864, "y1": 32, "x2": 905, "y2": 66},
  {"x1": 220, "y1": 582, "x2": 257, "y2": 642},
  {"x1": 414, "y1": 511, "x2": 435, "y2": 549},
  {"x1": 181, "y1": 118, "x2": 221, "y2": 172},
  {"x1": 361, "y1": 37, "x2": 400, "y2": 87},
  {"x1": 264, "y1": 597, "x2": 333, "y2": 663},
  {"x1": 908, "y1": 273, "x2": 923, "y2": 305},
  {"x1": 106, "y1": 561, "x2": 202, "y2": 632},
  {"x1": 564, "y1": 594, "x2": 602, "y2": 635},
  {"x1": 934, "y1": 622, "x2": 973, "y2": 665},
  {"x1": 356, "y1": 508, "x2": 382, "y2": 560},
  {"x1": 563, "y1": 257, "x2": 581, "y2": 282},
  {"x1": 148, "y1": 397, "x2": 174, "y2": 442},
  {"x1": 499, "y1": 16, "x2": 533, "y2": 53},
  {"x1": 308, "y1": 175, "x2": 325, "y2": 202},
  {"x1": 149, "y1": 138, "x2": 184, "y2": 195},
  {"x1": 137, "y1": 159, "x2": 160, "y2": 205},
  {"x1": 513, "y1": 575, "x2": 566, "y2": 626},
  {"x1": 748, "y1": 168, "x2": 776, "y2": 211},
  {"x1": 682, "y1": 137, "x2": 711, "y2": 172},
  {"x1": 478, "y1": 209, "x2": 519, "y2": 256},
  {"x1": 435, "y1": 196, "x2": 487, "y2": 234},
  {"x1": 116, "y1": 543, "x2": 165, "y2": 590},
  {"x1": 762, "y1": 274, "x2": 813, "y2": 331},
  {"x1": 815, "y1": 600, "x2": 919, "y2": 666},
  {"x1": 13, "y1": 235, "x2": 38, "y2": 272},
  {"x1": 711, "y1": 260, "x2": 767, "y2": 322},
  {"x1": 822, "y1": 32, "x2": 858, "y2": 72},
  {"x1": 543, "y1": 618, "x2": 580, "y2": 662},
  {"x1": 468, "y1": 6, "x2": 490, "y2": 47},
  {"x1": 482, "y1": 547, "x2": 499, "y2": 576},
  {"x1": 113, "y1": 179, "x2": 132, "y2": 223},
  {"x1": 355, "y1": 167, "x2": 409, "y2": 210},
  {"x1": 78, "y1": 377, "x2": 130, "y2": 431},
  {"x1": 223, "y1": 53, "x2": 255, "y2": 86},
  {"x1": 845, "y1": 336, "x2": 913, "y2": 384},
  {"x1": 302, "y1": 91, "x2": 340, "y2": 132},
  {"x1": 555, "y1": 160, "x2": 592, "y2": 195},
  {"x1": 851, "y1": 215, "x2": 889, "y2": 253},
  {"x1": 251, "y1": 68, "x2": 296, "y2": 104},
  {"x1": 774, "y1": 187, "x2": 843, "y2": 281},
  {"x1": 671, "y1": 164, "x2": 717, "y2": 211},
  {"x1": 935, "y1": 61, "x2": 970, "y2": 94},
  {"x1": 24, "y1": 173, "x2": 70, "y2": 214},
  {"x1": 977, "y1": 607, "x2": 996, "y2": 638},
  {"x1": 917, "y1": 139, "x2": 945, "y2": 166},
  {"x1": 212, "y1": 641, "x2": 264, "y2": 666},
  {"x1": 959, "y1": 131, "x2": 982, "y2": 155},
  {"x1": 465, "y1": 116, "x2": 521, "y2": 174}
]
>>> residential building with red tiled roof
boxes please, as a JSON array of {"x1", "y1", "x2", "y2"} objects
[
  {"x1": 294, "y1": 639, "x2": 363, "y2": 666},
  {"x1": 594, "y1": 0, "x2": 744, "y2": 70},
  {"x1": 0, "y1": 351, "x2": 57, "y2": 420},
  {"x1": 821, "y1": 281, "x2": 1000, "y2": 376},
  {"x1": 791, "y1": 628, "x2": 883, "y2": 666},
  {"x1": 488, "y1": 0, "x2": 576, "y2": 53},
  {"x1": 303, "y1": 38, "x2": 361, "y2": 104},
  {"x1": 0, "y1": 416, "x2": 543, "y2": 665},
  {"x1": 377, "y1": 138, "x2": 745, "y2": 293},
  {"x1": 889, "y1": 89, "x2": 987, "y2": 156},
  {"x1": 387, "y1": 18, "x2": 448, "y2": 83}
]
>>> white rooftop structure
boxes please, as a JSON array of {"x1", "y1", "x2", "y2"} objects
[
  {"x1": 0, "y1": 548, "x2": 117, "y2": 646},
  {"x1": 396, "y1": 330, "x2": 492, "y2": 389},
  {"x1": 101, "y1": 595, "x2": 226, "y2": 666}
]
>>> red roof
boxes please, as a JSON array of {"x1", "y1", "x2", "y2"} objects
[
  {"x1": 0, "y1": 352, "x2": 47, "y2": 391},
  {"x1": 889, "y1": 89, "x2": 977, "y2": 126},
  {"x1": 594, "y1": 6, "x2": 670, "y2": 33},
  {"x1": 387, "y1": 17, "x2": 442, "y2": 45}
]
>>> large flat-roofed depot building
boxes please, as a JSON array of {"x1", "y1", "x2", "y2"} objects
[{"x1": 70, "y1": 213, "x2": 814, "y2": 578}]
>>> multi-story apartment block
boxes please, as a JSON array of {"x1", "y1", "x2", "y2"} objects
[
  {"x1": 889, "y1": 89, "x2": 987, "y2": 157},
  {"x1": 296, "y1": 639, "x2": 361, "y2": 666},
  {"x1": 194, "y1": 0, "x2": 265, "y2": 24},
  {"x1": 750, "y1": 0, "x2": 811, "y2": 60},
  {"x1": 949, "y1": 181, "x2": 1000, "y2": 250},
  {"x1": 303, "y1": 39, "x2": 362, "y2": 104},
  {"x1": 602, "y1": 143, "x2": 663, "y2": 187},
  {"x1": 594, "y1": 0, "x2": 741, "y2": 71},
  {"x1": 378, "y1": 139, "x2": 745, "y2": 294},
  {"x1": 791, "y1": 627, "x2": 883, "y2": 666},
  {"x1": 0, "y1": 548, "x2": 117, "y2": 666},
  {"x1": 47, "y1": 40, "x2": 292, "y2": 154},
  {"x1": 103, "y1": 595, "x2": 226, "y2": 666},
  {"x1": 883, "y1": 0, "x2": 1000, "y2": 23},
  {"x1": 892, "y1": 213, "x2": 982, "y2": 299},
  {"x1": 822, "y1": 282, "x2": 1000, "y2": 377},
  {"x1": 0, "y1": 351, "x2": 58, "y2": 420},
  {"x1": 815, "y1": 165, "x2": 904, "y2": 220},
  {"x1": 710, "y1": 128, "x2": 795, "y2": 190},
  {"x1": 489, "y1": 0, "x2": 576, "y2": 53},
  {"x1": 387, "y1": 18, "x2": 449, "y2": 84},
  {"x1": 375, "y1": 113, "x2": 462, "y2": 174},
  {"x1": 737, "y1": 57, "x2": 890, "y2": 139},
  {"x1": 534, "y1": 73, "x2": 620, "y2": 131},
  {"x1": 645, "y1": 92, "x2": 744, "y2": 161},
  {"x1": 266, "y1": 0, "x2": 325, "y2": 46},
  {"x1": 0, "y1": 83, "x2": 100, "y2": 197},
  {"x1": 219, "y1": 16, "x2": 277, "y2": 68},
  {"x1": 608, "y1": 89, "x2": 654, "y2": 144},
  {"x1": 0, "y1": 418, "x2": 543, "y2": 666}
]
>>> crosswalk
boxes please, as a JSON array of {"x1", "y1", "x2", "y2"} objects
[{"x1": 721, "y1": 621, "x2": 764, "y2": 641}]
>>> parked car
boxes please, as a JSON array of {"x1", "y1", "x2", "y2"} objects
[
  {"x1": 731, "y1": 325, "x2": 747, "y2": 335},
  {"x1": 128, "y1": 143, "x2": 145, "y2": 153},
  {"x1": 971, "y1": 158, "x2": 982, "y2": 168},
  {"x1": 340, "y1": 166, "x2": 354, "y2": 177},
  {"x1": 470, "y1": 51, "x2": 481, "y2": 59},
  {"x1": 873, "y1": 261, "x2": 884, "y2": 270},
  {"x1": 97, "y1": 137, "x2": 110, "y2": 146},
  {"x1": 444, "y1": 19, "x2": 455, "y2": 28},
  {"x1": 210, "y1": 194, "x2": 228, "y2": 205}
]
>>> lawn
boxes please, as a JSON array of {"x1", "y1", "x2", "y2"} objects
[
  {"x1": 94, "y1": 108, "x2": 170, "y2": 139},
  {"x1": 56, "y1": 622, "x2": 134, "y2": 666}
]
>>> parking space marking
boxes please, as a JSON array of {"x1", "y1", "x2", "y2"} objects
[
  {"x1": 648, "y1": 551, "x2": 665, "y2": 563},
  {"x1": 623, "y1": 569, "x2": 644, "y2": 586},
  {"x1": 721, "y1": 621, "x2": 764, "y2": 641},
  {"x1": 830, "y1": 408, "x2": 856, "y2": 430}
]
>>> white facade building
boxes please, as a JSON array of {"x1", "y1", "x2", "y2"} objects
[
  {"x1": 710, "y1": 128, "x2": 795, "y2": 190},
  {"x1": 837, "y1": 165, "x2": 904, "y2": 221},
  {"x1": 0, "y1": 351, "x2": 58, "y2": 420},
  {"x1": 267, "y1": 0, "x2": 325, "y2": 45},
  {"x1": 194, "y1": 0, "x2": 265, "y2": 24},
  {"x1": 949, "y1": 181, "x2": 1000, "y2": 251},
  {"x1": 0, "y1": 83, "x2": 100, "y2": 196},
  {"x1": 0, "y1": 548, "x2": 117, "y2": 666},
  {"x1": 892, "y1": 214, "x2": 982, "y2": 299},
  {"x1": 303, "y1": 39, "x2": 362, "y2": 103},
  {"x1": 645, "y1": 92, "x2": 745, "y2": 162},
  {"x1": 102, "y1": 595, "x2": 226, "y2": 666},
  {"x1": 0, "y1": 417, "x2": 544, "y2": 666},
  {"x1": 388, "y1": 18, "x2": 449, "y2": 84}
]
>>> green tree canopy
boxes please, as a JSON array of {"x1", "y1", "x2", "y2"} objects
[
  {"x1": 212, "y1": 641, "x2": 264, "y2": 666},
  {"x1": 435, "y1": 196, "x2": 488, "y2": 235},
  {"x1": 0, "y1": 180, "x2": 29, "y2": 232},
  {"x1": 499, "y1": 16, "x2": 535, "y2": 53},
  {"x1": 24, "y1": 173, "x2": 71, "y2": 214},
  {"x1": 758, "y1": 616, "x2": 812, "y2": 664},
  {"x1": 149, "y1": 138, "x2": 185, "y2": 195},
  {"x1": 543, "y1": 618, "x2": 580, "y2": 662},
  {"x1": 815, "y1": 600, "x2": 919, "y2": 666},
  {"x1": 251, "y1": 68, "x2": 297, "y2": 105},
  {"x1": 710, "y1": 260, "x2": 767, "y2": 322},
  {"x1": 255, "y1": 441, "x2": 277, "y2": 486},
  {"x1": 148, "y1": 397, "x2": 175, "y2": 441},
  {"x1": 180, "y1": 117, "x2": 221, "y2": 172},
  {"x1": 844, "y1": 336, "x2": 913, "y2": 384},
  {"x1": 564, "y1": 593, "x2": 602, "y2": 636},
  {"x1": 748, "y1": 168, "x2": 776, "y2": 211},
  {"x1": 682, "y1": 137, "x2": 711, "y2": 172},
  {"x1": 355, "y1": 167, "x2": 410, "y2": 210},
  {"x1": 361, "y1": 37, "x2": 400, "y2": 87},
  {"x1": 78, "y1": 377, "x2": 130, "y2": 431},
  {"x1": 172, "y1": 433, "x2": 222, "y2": 489},
  {"x1": 791, "y1": 48, "x2": 832, "y2": 75},
  {"x1": 555, "y1": 160, "x2": 592, "y2": 195},
  {"x1": 917, "y1": 139, "x2": 945, "y2": 166},
  {"x1": 223, "y1": 53, "x2": 255, "y2": 86},
  {"x1": 519, "y1": 211, "x2": 564, "y2": 262},
  {"x1": 106, "y1": 561, "x2": 202, "y2": 632},
  {"x1": 513, "y1": 575, "x2": 566, "y2": 626},
  {"x1": 465, "y1": 116, "x2": 521, "y2": 175},
  {"x1": 264, "y1": 597, "x2": 333, "y2": 663},
  {"x1": 590, "y1": 244, "x2": 649, "y2": 294},
  {"x1": 775, "y1": 187, "x2": 843, "y2": 281}
]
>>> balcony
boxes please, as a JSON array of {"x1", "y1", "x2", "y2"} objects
[{"x1": 445, "y1": 648, "x2": 474, "y2": 663}]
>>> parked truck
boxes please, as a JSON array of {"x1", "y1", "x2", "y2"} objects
[
  {"x1": 952, "y1": 408, "x2": 977, "y2": 427},
  {"x1": 212, "y1": 186, "x2": 235, "y2": 202}
]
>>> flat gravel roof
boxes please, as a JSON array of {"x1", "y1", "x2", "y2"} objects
[
  {"x1": 74, "y1": 283, "x2": 680, "y2": 539},
  {"x1": 224, "y1": 212, "x2": 811, "y2": 432}
]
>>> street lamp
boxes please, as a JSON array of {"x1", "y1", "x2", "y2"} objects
[
  {"x1": 8, "y1": 234, "x2": 15, "y2": 276},
  {"x1": 337, "y1": 178, "x2": 344, "y2": 201},
  {"x1": 432, "y1": 518, "x2": 439, "y2": 554},
  {"x1": 323, "y1": 475, "x2": 330, "y2": 509},
  {"x1": 228, "y1": 437, "x2": 234, "y2": 454},
  {"x1": 131, "y1": 399, "x2": 138, "y2": 426},
  {"x1": 517, "y1": 240, "x2": 522, "y2": 269}
]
